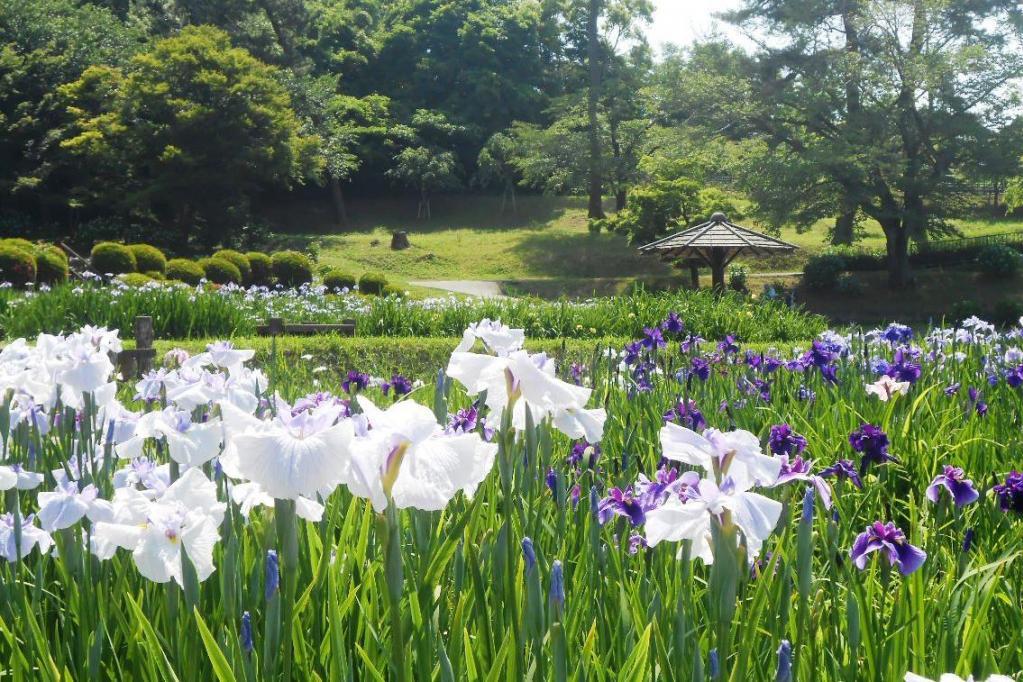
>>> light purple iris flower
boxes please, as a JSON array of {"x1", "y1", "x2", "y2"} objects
[
  {"x1": 850, "y1": 521, "x2": 926, "y2": 575},
  {"x1": 926, "y1": 465, "x2": 979, "y2": 507},
  {"x1": 774, "y1": 455, "x2": 833, "y2": 509}
]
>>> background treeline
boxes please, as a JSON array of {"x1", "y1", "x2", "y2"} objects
[{"x1": 2, "y1": 0, "x2": 1023, "y2": 289}]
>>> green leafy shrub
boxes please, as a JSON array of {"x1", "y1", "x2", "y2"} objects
[
  {"x1": 213, "y1": 249, "x2": 252, "y2": 283},
  {"x1": 117, "y1": 272, "x2": 156, "y2": 287},
  {"x1": 272, "y1": 250, "x2": 313, "y2": 288},
  {"x1": 145, "y1": 270, "x2": 166, "y2": 280},
  {"x1": 976, "y1": 244, "x2": 1021, "y2": 278},
  {"x1": 991, "y1": 299, "x2": 1023, "y2": 327},
  {"x1": 165, "y1": 258, "x2": 205, "y2": 285},
  {"x1": 127, "y1": 244, "x2": 167, "y2": 274},
  {"x1": 802, "y1": 254, "x2": 846, "y2": 290},
  {"x1": 0, "y1": 245, "x2": 37, "y2": 287},
  {"x1": 322, "y1": 270, "x2": 357, "y2": 292},
  {"x1": 949, "y1": 299, "x2": 984, "y2": 322},
  {"x1": 36, "y1": 246, "x2": 69, "y2": 285},
  {"x1": 90, "y1": 242, "x2": 137, "y2": 275},
  {"x1": 835, "y1": 273, "x2": 864, "y2": 296},
  {"x1": 0, "y1": 238, "x2": 37, "y2": 255},
  {"x1": 200, "y1": 257, "x2": 242, "y2": 285},
  {"x1": 246, "y1": 251, "x2": 273, "y2": 286},
  {"x1": 727, "y1": 265, "x2": 748, "y2": 293},
  {"x1": 382, "y1": 284, "x2": 405, "y2": 298},
  {"x1": 358, "y1": 271, "x2": 389, "y2": 296}
]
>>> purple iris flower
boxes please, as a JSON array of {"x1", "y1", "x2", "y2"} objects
[
  {"x1": 881, "y1": 323, "x2": 914, "y2": 345},
  {"x1": 768, "y1": 424, "x2": 808, "y2": 456},
  {"x1": 967, "y1": 387, "x2": 988, "y2": 417},
  {"x1": 1006, "y1": 365, "x2": 1023, "y2": 388},
  {"x1": 819, "y1": 459, "x2": 863, "y2": 489},
  {"x1": 521, "y1": 537, "x2": 537, "y2": 572},
  {"x1": 622, "y1": 341, "x2": 643, "y2": 366},
  {"x1": 850, "y1": 521, "x2": 926, "y2": 575},
  {"x1": 661, "y1": 312, "x2": 685, "y2": 335},
  {"x1": 886, "y1": 348, "x2": 922, "y2": 384},
  {"x1": 382, "y1": 374, "x2": 414, "y2": 397},
  {"x1": 776, "y1": 640, "x2": 792, "y2": 682},
  {"x1": 819, "y1": 363, "x2": 839, "y2": 385},
  {"x1": 718, "y1": 335, "x2": 740, "y2": 355},
  {"x1": 642, "y1": 326, "x2": 666, "y2": 350},
  {"x1": 635, "y1": 468, "x2": 700, "y2": 511},
  {"x1": 545, "y1": 468, "x2": 558, "y2": 497},
  {"x1": 993, "y1": 471, "x2": 1023, "y2": 513},
  {"x1": 775, "y1": 456, "x2": 834, "y2": 509},
  {"x1": 265, "y1": 550, "x2": 280, "y2": 601},
  {"x1": 341, "y1": 370, "x2": 370, "y2": 394},
  {"x1": 680, "y1": 334, "x2": 704, "y2": 353},
  {"x1": 597, "y1": 488, "x2": 646, "y2": 526},
  {"x1": 447, "y1": 406, "x2": 479, "y2": 434},
  {"x1": 944, "y1": 382, "x2": 960, "y2": 396},
  {"x1": 549, "y1": 560, "x2": 565, "y2": 610},
  {"x1": 925, "y1": 465, "x2": 979, "y2": 507},
  {"x1": 570, "y1": 362, "x2": 585, "y2": 385},
  {"x1": 797, "y1": 385, "x2": 816, "y2": 402},
  {"x1": 240, "y1": 612, "x2": 254, "y2": 654},
  {"x1": 567, "y1": 442, "x2": 601, "y2": 470},
  {"x1": 628, "y1": 534, "x2": 647, "y2": 555},
  {"x1": 849, "y1": 423, "x2": 897, "y2": 474},
  {"x1": 662, "y1": 398, "x2": 707, "y2": 430},
  {"x1": 690, "y1": 357, "x2": 711, "y2": 381}
]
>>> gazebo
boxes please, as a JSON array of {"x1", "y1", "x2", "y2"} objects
[{"x1": 639, "y1": 212, "x2": 798, "y2": 290}]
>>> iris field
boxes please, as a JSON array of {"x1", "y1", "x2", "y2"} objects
[{"x1": 1, "y1": 313, "x2": 1022, "y2": 681}]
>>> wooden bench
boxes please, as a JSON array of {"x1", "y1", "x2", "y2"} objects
[{"x1": 255, "y1": 317, "x2": 356, "y2": 337}]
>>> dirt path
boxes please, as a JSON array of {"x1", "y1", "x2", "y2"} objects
[{"x1": 409, "y1": 280, "x2": 508, "y2": 298}]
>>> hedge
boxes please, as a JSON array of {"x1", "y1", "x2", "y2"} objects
[
  {"x1": 213, "y1": 249, "x2": 252, "y2": 284},
  {"x1": 272, "y1": 250, "x2": 313, "y2": 287}
]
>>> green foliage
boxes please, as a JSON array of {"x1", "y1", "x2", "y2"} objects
[
  {"x1": 322, "y1": 269, "x2": 357, "y2": 291},
  {"x1": 165, "y1": 258, "x2": 205, "y2": 285},
  {"x1": 609, "y1": 178, "x2": 704, "y2": 244},
  {"x1": 358, "y1": 271, "x2": 389, "y2": 295},
  {"x1": 200, "y1": 257, "x2": 243, "y2": 285},
  {"x1": 0, "y1": 238, "x2": 37, "y2": 254},
  {"x1": 59, "y1": 26, "x2": 319, "y2": 247},
  {"x1": 90, "y1": 241, "x2": 136, "y2": 275},
  {"x1": 116, "y1": 272, "x2": 155, "y2": 287},
  {"x1": 127, "y1": 244, "x2": 167, "y2": 274},
  {"x1": 976, "y1": 244, "x2": 1021, "y2": 278},
  {"x1": 802, "y1": 254, "x2": 847, "y2": 290},
  {"x1": 271, "y1": 250, "x2": 313, "y2": 287},
  {"x1": 727, "y1": 265, "x2": 748, "y2": 293},
  {"x1": 990, "y1": 298, "x2": 1023, "y2": 326},
  {"x1": 245, "y1": 251, "x2": 274, "y2": 286},
  {"x1": 36, "y1": 246, "x2": 69, "y2": 285},
  {"x1": 212, "y1": 249, "x2": 252, "y2": 284},
  {"x1": 835, "y1": 273, "x2": 865, "y2": 296},
  {"x1": 0, "y1": 245, "x2": 37, "y2": 287}
]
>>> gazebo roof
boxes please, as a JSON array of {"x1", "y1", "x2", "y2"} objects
[{"x1": 639, "y1": 212, "x2": 797, "y2": 258}]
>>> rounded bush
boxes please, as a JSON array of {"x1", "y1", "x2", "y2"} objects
[
  {"x1": 144, "y1": 270, "x2": 166, "y2": 280},
  {"x1": 36, "y1": 246, "x2": 69, "y2": 285},
  {"x1": 272, "y1": 250, "x2": 313, "y2": 288},
  {"x1": 382, "y1": 284, "x2": 404, "y2": 298},
  {"x1": 245, "y1": 251, "x2": 273, "y2": 286},
  {"x1": 0, "y1": 245, "x2": 37, "y2": 287},
  {"x1": 213, "y1": 249, "x2": 252, "y2": 284},
  {"x1": 976, "y1": 244, "x2": 1021, "y2": 278},
  {"x1": 128, "y1": 244, "x2": 167, "y2": 274},
  {"x1": 322, "y1": 269, "x2": 358, "y2": 292},
  {"x1": 802, "y1": 254, "x2": 846, "y2": 290},
  {"x1": 200, "y1": 257, "x2": 242, "y2": 285},
  {"x1": 0, "y1": 238, "x2": 36, "y2": 255},
  {"x1": 117, "y1": 272, "x2": 155, "y2": 287},
  {"x1": 835, "y1": 273, "x2": 864, "y2": 296},
  {"x1": 90, "y1": 242, "x2": 137, "y2": 275},
  {"x1": 165, "y1": 258, "x2": 205, "y2": 285},
  {"x1": 358, "y1": 271, "x2": 389, "y2": 296}
]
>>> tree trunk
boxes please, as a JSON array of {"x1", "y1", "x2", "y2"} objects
[
  {"x1": 833, "y1": 205, "x2": 856, "y2": 245},
  {"x1": 709, "y1": 248, "x2": 727, "y2": 292},
  {"x1": 330, "y1": 177, "x2": 348, "y2": 226},
  {"x1": 615, "y1": 190, "x2": 627, "y2": 211},
  {"x1": 586, "y1": 0, "x2": 604, "y2": 220},
  {"x1": 835, "y1": 1, "x2": 863, "y2": 248},
  {"x1": 882, "y1": 219, "x2": 911, "y2": 289},
  {"x1": 689, "y1": 262, "x2": 700, "y2": 289}
]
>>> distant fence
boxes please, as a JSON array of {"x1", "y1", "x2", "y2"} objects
[
  {"x1": 911, "y1": 230, "x2": 1023, "y2": 254},
  {"x1": 829, "y1": 230, "x2": 1023, "y2": 272}
]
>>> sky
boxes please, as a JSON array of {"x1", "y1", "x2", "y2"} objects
[{"x1": 646, "y1": 0, "x2": 749, "y2": 53}]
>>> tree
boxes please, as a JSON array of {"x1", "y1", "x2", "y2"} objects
[
  {"x1": 387, "y1": 147, "x2": 459, "y2": 219},
  {"x1": 59, "y1": 26, "x2": 319, "y2": 247},
  {"x1": 476, "y1": 132, "x2": 521, "y2": 213},
  {"x1": 725, "y1": 0, "x2": 1023, "y2": 288}
]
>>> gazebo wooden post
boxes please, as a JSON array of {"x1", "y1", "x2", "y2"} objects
[
  {"x1": 710, "y1": 247, "x2": 727, "y2": 291},
  {"x1": 688, "y1": 261, "x2": 700, "y2": 289}
]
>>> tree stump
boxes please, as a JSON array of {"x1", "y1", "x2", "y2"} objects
[{"x1": 391, "y1": 231, "x2": 411, "y2": 250}]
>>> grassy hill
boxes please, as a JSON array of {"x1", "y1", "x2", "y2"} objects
[{"x1": 260, "y1": 193, "x2": 1023, "y2": 296}]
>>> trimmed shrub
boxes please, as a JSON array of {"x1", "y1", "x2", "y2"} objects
[
  {"x1": 322, "y1": 270, "x2": 357, "y2": 292},
  {"x1": 128, "y1": 244, "x2": 167, "y2": 274},
  {"x1": 144, "y1": 270, "x2": 166, "y2": 280},
  {"x1": 0, "y1": 245, "x2": 37, "y2": 287},
  {"x1": 358, "y1": 271, "x2": 389, "y2": 296},
  {"x1": 117, "y1": 273, "x2": 155, "y2": 287},
  {"x1": 835, "y1": 273, "x2": 865, "y2": 296},
  {"x1": 165, "y1": 258, "x2": 205, "y2": 285},
  {"x1": 36, "y1": 246, "x2": 69, "y2": 285},
  {"x1": 200, "y1": 257, "x2": 242, "y2": 285},
  {"x1": 272, "y1": 250, "x2": 313, "y2": 288},
  {"x1": 382, "y1": 284, "x2": 404, "y2": 298},
  {"x1": 213, "y1": 249, "x2": 252, "y2": 284},
  {"x1": 0, "y1": 238, "x2": 36, "y2": 255},
  {"x1": 246, "y1": 251, "x2": 273, "y2": 286},
  {"x1": 90, "y1": 242, "x2": 137, "y2": 275},
  {"x1": 976, "y1": 244, "x2": 1021, "y2": 278},
  {"x1": 802, "y1": 254, "x2": 846, "y2": 290}
]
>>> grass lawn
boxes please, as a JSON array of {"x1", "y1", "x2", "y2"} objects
[{"x1": 260, "y1": 193, "x2": 1023, "y2": 298}]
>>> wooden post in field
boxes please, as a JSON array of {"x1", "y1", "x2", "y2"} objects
[
  {"x1": 117, "y1": 315, "x2": 156, "y2": 379},
  {"x1": 267, "y1": 317, "x2": 285, "y2": 336}
]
